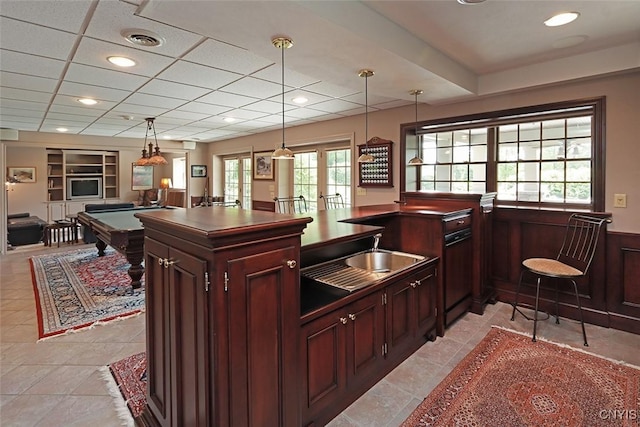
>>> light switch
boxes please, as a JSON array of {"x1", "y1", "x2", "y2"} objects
[
  {"x1": 357, "y1": 187, "x2": 367, "y2": 196},
  {"x1": 613, "y1": 193, "x2": 627, "y2": 208},
  {"x1": 268, "y1": 185, "x2": 275, "y2": 191}
]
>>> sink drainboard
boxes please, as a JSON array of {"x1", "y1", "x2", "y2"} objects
[{"x1": 301, "y1": 262, "x2": 388, "y2": 292}]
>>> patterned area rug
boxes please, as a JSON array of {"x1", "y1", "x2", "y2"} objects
[
  {"x1": 402, "y1": 327, "x2": 640, "y2": 426},
  {"x1": 30, "y1": 247, "x2": 145, "y2": 340},
  {"x1": 102, "y1": 351, "x2": 147, "y2": 424}
]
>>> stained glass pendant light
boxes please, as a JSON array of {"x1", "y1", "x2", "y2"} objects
[
  {"x1": 271, "y1": 37, "x2": 295, "y2": 160},
  {"x1": 135, "y1": 117, "x2": 167, "y2": 166}
]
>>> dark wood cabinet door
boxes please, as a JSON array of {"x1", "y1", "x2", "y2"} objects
[
  {"x1": 415, "y1": 267, "x2": 437, "y2": 338},
  {"x1": 144, "y1": 237, "x2": 171, "y2": 427},
  {"x1": 345, "y1": 292, "x2": 385, "y2": 388},
  {"x1": 167, "y1": 248, "x2": 208, "y2": 427},
  {"x1": 386, "y1": 280, "x2": 414, "y2": 357},
  {"x1": 301, "y1": 310, "x2": 347, "y2": 422},
  {"x1": 227, "y1": 245, "x2": 300, "y2": 427}
]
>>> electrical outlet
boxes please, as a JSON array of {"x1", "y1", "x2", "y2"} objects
[
  {"x1": 357, "y1": 187, "x2": 367, "y2": 196},
  {"x1": 613, "y1": 193, "x2": 627, "y2": 208}
]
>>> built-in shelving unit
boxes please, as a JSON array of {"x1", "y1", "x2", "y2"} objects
[{"x1": 46, "y1": 149, "x2": 119, "y2": 202}]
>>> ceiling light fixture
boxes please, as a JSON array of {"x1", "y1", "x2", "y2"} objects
[
  {"x1": 78, "y1": 98, "x2": 97, "y2": 105},
  {"x1": 292, "y1": 96, "x2": 308, "y2": 104},
  {"x1": 408, "y1": 89, "x2": 425, "y2": 166},
  {"x1": 457, "y1": 0, "x2": 486, "y2": 4},
  {"x1": 357, "y1": 69, "x2": 375, "y2": 163},
  {"x1": 135, "y1": 117, "x2": 168, "y2": 166},
  {"x1": 544, "y1": 12, "x2": 579, "y2": 27},
  {"x1": 223, "y1": 117, "x2": 236, "y2": 123},
  {"x1": 271, "y1": 36, "x2": 295, "y2": 160},
  {"x1": 107, "y1": 56, "x2": 136, "y2": 67},
  {"x1": 56, "y1": 127, "x2": 68, "y2": 133}
]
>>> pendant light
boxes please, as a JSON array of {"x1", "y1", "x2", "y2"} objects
[
  {"x1": 408, "y1": 89, "x2": 425, "y2": 165},
  {"x1": 357, "y1": 69, "x2": 375, "y2": 163},
  {"x1": 271, "y1": 37, "x2": 295, "y2": 160},
  {"x1": 135, "y1": 117, "x2": 167, "y2": 166}
]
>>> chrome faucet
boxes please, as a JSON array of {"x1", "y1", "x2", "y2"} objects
[{"x1": 372, "y1": 233, "x2": 382, "y2": 251}]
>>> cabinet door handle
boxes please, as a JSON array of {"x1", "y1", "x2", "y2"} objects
[
  {"x1": 158, "y1": 258, "x2": 164, "y2": 266},
  {"x1": 410, "y1": 282, "x2": 417, "y2": 288},
  {"x1": 286, "y1": 260, "x2": 297, "y2": 269},
  {"x1": 348, "y1": 313, "x2": 356, "y2": 321},
  {"x1": 415, "y1": 279, "x2": 421, "y2": 287},
  {"x1": 164, "y1": 259, "x2": 177, "y2": 268},
  {"x1": 340, "y1": 317, "x2": 348, "y2": 325}
]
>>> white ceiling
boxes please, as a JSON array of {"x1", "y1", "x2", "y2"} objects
[{"x1": 1, "y1": 0, "x2": 638, "y2": 143}]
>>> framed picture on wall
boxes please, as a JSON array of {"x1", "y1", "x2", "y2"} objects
[
  {"x1": 253, "y1": 151, "x2": 273, "y2": 180},
  {"x1": 7, "y1": 166, "x2": 36, "y2": 183},
  {"x1": 132, "y1": 164, "x2": 154, "y2": 190},
  {"x1": 191, "y1": 165, "x2": 207, "y2": 178}
]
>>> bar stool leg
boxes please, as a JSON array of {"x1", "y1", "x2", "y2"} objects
[
  {"x1": 571, "y1": 279, "x2": 588, "y2": 346},
  {"x1": 532, "y1": 276, "x2": 542, "y2": 342},
  {"x1": 511, "y1": 270, "x2": 525, "y2": 321}
]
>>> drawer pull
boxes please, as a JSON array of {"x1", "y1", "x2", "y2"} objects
[
  {"x1": 286, "y1": 260, "x2": 297, "y2": 269},
  {"x1": 410, "y1": 282, "x2": 417, "y2": 288},
  {"x1": 340, "y1": 317, "x2": 348, "y2": 325},
  {"x1": 457, "y1": 220, "x2": 465, "y2": 225},
  {"x1": 348, "y1": 313, "x2": 356, "y2": 321}
]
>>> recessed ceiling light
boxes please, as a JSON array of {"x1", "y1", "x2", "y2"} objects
[
  {"x1": 223, "y1": 117, "x2": 236, "y2": 123},
  {"x1": 78, "y1": 98, "x2": 98, "y2": 105},
  {"x1": 163, "y1": 135, "x2": 172, "y2": 140},
  {"x1": 457, "y1": 0, "x2": 486, "y2": 4},
  {"x1": 107, "y1": 56, "x2": 136, "y2": 67},
  {"x1": 544, "y1": 12, "x2": 580, "y2": 27},
  {"x1": 56, "y1": 127, "x2": 68, "y2": 132},
  {"x1": 292, "y1": 96, "x2": 308, "y2": 104}
]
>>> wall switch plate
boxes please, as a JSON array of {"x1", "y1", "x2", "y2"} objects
[
  {"x1": 357, "y1": 187, "x2": 367, "y2": 196},
  {"x1": 614, "y1": 193, "x2": 627, "y2": 208}
]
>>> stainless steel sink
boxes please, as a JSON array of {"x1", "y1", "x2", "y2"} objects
[
  {"x1": 344, "y1": 249, "x2": 425, "y2": 273},
  {"x1": 301, "y1": 249, "x2": 426, "y2": 294}
]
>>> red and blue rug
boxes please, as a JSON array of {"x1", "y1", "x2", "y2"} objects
[
  {"x1": 30, "y1": 247, "x2": 145, "y2": 340},
  {"x1": 102, "y1": 351, "x2": 147, "y2": 424}
]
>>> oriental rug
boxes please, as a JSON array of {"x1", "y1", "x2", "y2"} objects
[
  {"x1": 401, "y1": 327, "x2": 640, "y2": 427},
  {"x1": 30, "y1": 247, "x2": 145, "y2": 340},
  {"x1": 102, "y1": 351, "x2": 147, "y2": 424}
]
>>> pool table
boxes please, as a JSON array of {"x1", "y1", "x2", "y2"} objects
[{"x1": 78, "y1": 207, "x2": 163, "y2": 289}]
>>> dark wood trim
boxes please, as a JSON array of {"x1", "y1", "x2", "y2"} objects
[{"x1": 252, "y1": 199, "x2": 275, "y2": 212}]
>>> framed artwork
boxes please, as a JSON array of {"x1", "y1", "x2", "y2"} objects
[
  {"x1": 132, "y1": 164, "x2": 154, "y2": 190},
  {"x1": 7, "y1": 166, "x2": 36, "y2": 183},
  {"x1": 253, "y1": 151, "x2": 273, "y2": 180},
  {"x1": 191, "y1": 165, "x2": 207, "y2": 178}
]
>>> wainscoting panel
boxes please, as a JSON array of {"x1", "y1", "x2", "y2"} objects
[{"x1": 607, "y1": 232, "x2": 640, "y2": 334}]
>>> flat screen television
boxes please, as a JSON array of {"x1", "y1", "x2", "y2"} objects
[{"x1": 67, "y1": 177, "x2": 103, "y2": 200}]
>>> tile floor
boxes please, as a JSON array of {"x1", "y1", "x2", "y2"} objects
[{"x1": 2, "y1": 243, "x2": 639, "y2": 426}]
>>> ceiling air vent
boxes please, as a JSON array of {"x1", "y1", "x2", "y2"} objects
[{"x1": 121, "y1": 29, "x2": 164, "y2": 47}]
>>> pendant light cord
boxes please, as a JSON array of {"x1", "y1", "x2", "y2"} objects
[
  {"x1": 365, "y1": 73, "x2": 369, "y2": 150},
  {"x1": 281, "y1": 43, "x2": 285, "y2": 149}
]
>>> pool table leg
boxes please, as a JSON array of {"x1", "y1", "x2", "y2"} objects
[
  {"x1": 96, "y1": 239, "x2": 107, "y2": 257},
  {"x1": 126, "y1": 253, "x2": 144, "y2": 290}
]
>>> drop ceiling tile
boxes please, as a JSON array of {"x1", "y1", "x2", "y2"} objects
[
  {"x1": 219, "y1": 76, "x2": 282, "y2": 99},
  {"x1": 254, "y1": 114, "x2": 302, "y2": 124},
  {"x1": 339, "y1": 105, "x2": 380, "y2": 116},
  {"x1": 0, "y1": 0, "x2": 92, "y2": 33},
  {"x1": 51, "y1": 94, "x2": 117, "y2": 112},
  {"x1": 0, "y1": 112, "x2": 44, "y2": 123},
  {"x1": 64, "y1": 63, "x2": 149, "y2": 91},
  {"x1": 0, "y1": 108, "x2": 46, "y2": 119},
  {"x1": 0, "y1": 119, "x2": 39, "y2": 131},
  {"x1": 198, "y1": 116, "x2": 245, "y2": 127},
  {"x1": 197, "y1": 91, "x2": 258, "y2": 108},
  {"x1": 112, "y1": 103, "x2": 170, "y2": 117},
  {"x1": 42, "y1": 112, "x2": 95, "y2": 125},
  {"x1": 278, "y1": 90, "x2": 333, "y2": 107},
  {"x1": 183, "y1": 39, "x2": 273, "y2": 75},
  {"x1": 138, "y1": 79, "x2": 211, "y2": 100},
  {"x1": 0, "y1": 17, "x2": 78, "y2": 60},
  {"x1": 285, "y1": 107, "x2": 334, "y2": 120},
  {"x1": 305, "y1": 98, "x2": 362, "y2": 114},
  {"x1": 174, "y1": 102, "x2": 232, "y2": 116},
  {"x1": 0, "y1": 49, "x2": 66, "y2": 79},
  {"x1": 157, "y1": 61, "x2": 242, "y2": 90},
  {"x1": 160, "y1": 110, "x2": 211, "y2": 121},
  {"x1": 86, "y1": 0, "x2": 203, "y2": 58},
  {"x1": 79, "y1": 127, "x2": 124, "y2": 137},
  {"x1": 251, "y1": 65, "x2": 320, "y2": 88},
  {"x1": 40, "y1": 121, "x2": 89, "y2": 134},
  {"x1": 57, "y1": 81, "x2": 130, "y2": 103},
  {"x1": 0, "y1": 99, "x2": 48, "y2": 112},
  {"x1": 48, "y1": 103, "x2": 107, "y2": 117},
  {"x1": 218, "y1": 108, "x2": 269, "y2": 121},
  {"x1": 73, "y1": 37, "x2": 176, "y2": 77},
  {"x1": 372, "y1": 99, "x2": 413, "y2": 109},
  {"x1": 243, "y1": 99, "x2": 294, "y2": 114},
  {"x1": 303, "y1": 81, "x2": 359, "y2": 98},
  {"x1": 0, "y1": 72, "x2": 58, "y2": 92},
  {"x1": 125, "y1": 93, "x2": 187, "y2": 109},
  {"x1": 341, "y1": 92, "x2": 396, "y2": 105},
  {"x1": 0, "y1": 87, "x2": 51, "y2": 103}
]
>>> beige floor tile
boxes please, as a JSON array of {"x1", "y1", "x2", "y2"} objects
[{"x1": 23, "y1": 365, "x2": 97, "y2": 395}]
